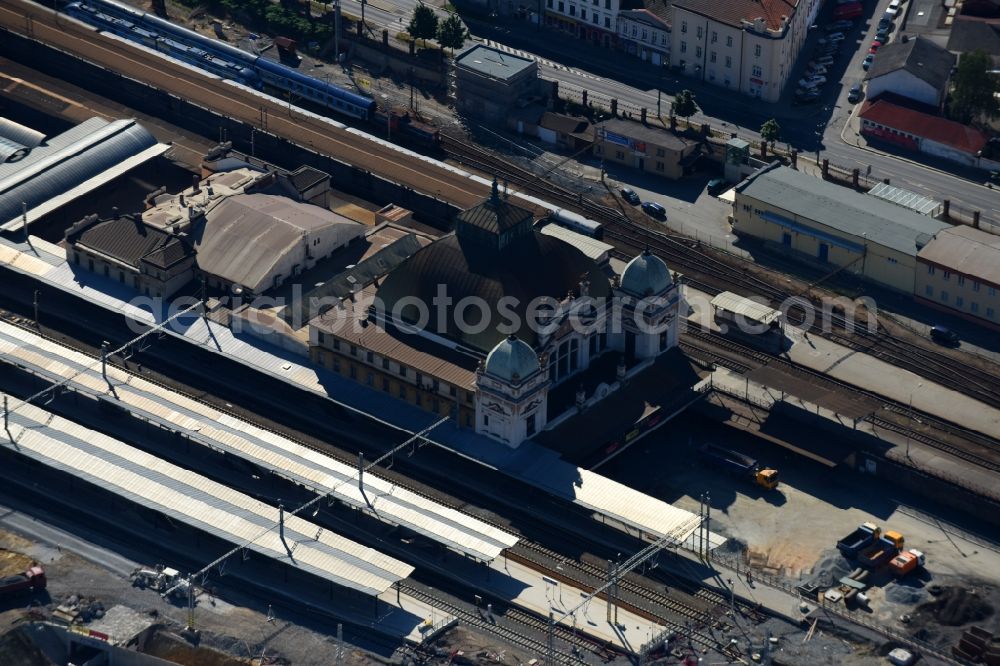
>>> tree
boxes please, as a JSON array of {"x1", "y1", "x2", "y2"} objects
[
  {"x1": 407, "y1": 3, "x2": 439, "y2": 47},
  {"x1": 671, "y1": 89, "x2": 698, "y2": 121},
  {"x1": 436, "y1": 13, "x2": 468, "y2": 55},
  {"x1": 760, "y1": 118, "x2": 781, "y2": 144},
  {"x1": 949, "y1": 50, "x2": 999, "y2": 124}
]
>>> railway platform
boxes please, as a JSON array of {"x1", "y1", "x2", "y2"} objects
[
  {"x1": 0, "y1": 393, "x2": 455, "y2": 647},
  {"x1": 0, "y1": 236, "x2": 714, "y2": 551},
  {"x1": 684, "y1": 285, "x2": 1000, "y2": 439}
]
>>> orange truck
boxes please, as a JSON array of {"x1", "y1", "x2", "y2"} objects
[{"x1": 889, "y1": 549, "x2": 925, "y2": 577}]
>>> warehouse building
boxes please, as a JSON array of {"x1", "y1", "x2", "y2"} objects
[
  {"x1": 732, "y1": 164, "x2": 949, "y2": 292},
  {"x1": 916, "y1": 225, "x2": 1000, "y2": 329}
]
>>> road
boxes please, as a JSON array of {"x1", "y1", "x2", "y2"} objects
[{"x1": 464, "y1": 11, "x2": 1000, "y2": 227}]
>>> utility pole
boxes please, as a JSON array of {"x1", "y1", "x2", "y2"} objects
[
  {"x1": 186, "y1": 574, "x2": 195, "y2": 631},
  {"x1": 360, "y1": 0, "x2": 366, "y2": 37},
  {"x1": 33, "y1": 289, "x2": 39, "y2": 329},
  {"x1": 334, "y1": 0, "x2": 341, "y2": 65},
  {"x1": 100, "y1": 341, "x2": 109, "y2": 385}
]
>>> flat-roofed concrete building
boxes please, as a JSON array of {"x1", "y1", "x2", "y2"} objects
[
  {"x1": 454, "y1": 44, "x2": 548, "y2": 123},
  {"x1": 733, "y1": 163, "x2": 949, "y2": 292},
  {"x1": 916, "y1": 225, "x2": 1000, "y2": 329}
]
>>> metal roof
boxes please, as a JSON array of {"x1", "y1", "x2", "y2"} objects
[
  {"x1": 282, "y1": 232, "x2": 425, "y2": 324},
  {"x1": 3, "y1": 397, "x2": 413, "y2": 596},
  {"x1": 0, "y1": 118, "x2": 166, "y2": 231},
  {"x1": 0, "y1": 136, "x2": 28, "y2": 163},
  {"x1": 0, "y1": 117, "x2": 108, "y2": 182},
  {"x1": 539, "y1": 223, "x2": 613, "y2": 262},
  {"x1": 518, "y1": 457, "x2": 703, "y2": 543},
  {"x1": 917, "y1": 225, "x2": 1000, "y2": 288},
  {"x1": 455, "y1": 44, "x2": 536, "y2": 81},
  {"x1": 0, "y1": 117, "x2": 45, "y2": 148},
  {"x1": 0, "y1": 322, "x2": 518, "y2": 562},
  {"x1": 867, "y1": 182, "x2": 941, "y2": 216},
  {"x1": 735, "y1": 165, "x2": 949, "y2": 257},
  {"x1": 710, "y1": 291, "x2": 782, "y2": 325},
  {"x1": 195, "y1": 194, "x2": 365, "y2": 293}
]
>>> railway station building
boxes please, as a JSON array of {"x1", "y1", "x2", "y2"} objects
[
  {"x1": 732, "y1": 163, "x2": 949, "y2": 293},
  {"x1": 306, "y1": 180, "x2": 682, "y2": 446}
]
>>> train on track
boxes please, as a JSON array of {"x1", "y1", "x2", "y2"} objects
[
  {"x1": 547, "y1": 207, "x2": 604, "y2": 239},
  {"x1": 62, "y1": 0, "x2": 440, "y2": 147}
]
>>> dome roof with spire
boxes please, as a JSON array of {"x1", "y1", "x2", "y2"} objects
[
  {"x1": 484, "y1": 335, "x2": 540, "y2": 383},
  {"x1": 619, "y1": 249, "x2": 672, "y2": 297}
]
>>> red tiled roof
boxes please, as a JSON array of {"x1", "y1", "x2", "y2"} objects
[
  {"x1": 859, "y1": 99, "x2": 989, "y2": 155},
  {"x1": 673, "y1": 0, "x2": 797, "y2": 31}
]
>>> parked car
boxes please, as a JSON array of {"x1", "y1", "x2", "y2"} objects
[
  {"x1": 793, "y1": 91, "x2": 822, "y2": 105},
  {"x1": 876, "y1": 29, "x2": 890, "y2": 42},
  {"x1": 833, "y1": 2, "x2": 863, "y2": 19},
  {"x1": 799, "y1": 75, "x2": 827, "y2": 87},
  {"x1": 807, "y1": 66, "x2": 828, "y2": 77},
  {"x1": 825, "y1": 19, "x2": 854, "y2": 31},
  {"x1": 707, "y1": 178, "x2": 727, "y2": 195},
  {"x1": 868, "y1": 44, "x2": 881, "y2": 54},
  {"x1": 888, "y1": 0, "x2": 902, "y2": 10},
  {"x1": 825, "y1": 32, "x2": 846, "y2": 41},
  {"x1": 871, "y1": 39, "x2": 883, "y2": 49},
  {"x1": 930, "y1": 325, "x2": 959, "y2": 346},
  {"x1": 863, "y1": 54, "x2": 875, "y2": 70},
  {"x1": 847, "y1": 84, "x2": 864, "y2": 103},
  {"x1": 641, "y1": 201, "x2": 666, "y2": 218},
  {"x1": 811, "y1": 56, "x2": 835, "y2": 67},
  {"x1": 878, "y1": 17, "x2": 893, "y2": 31},
  {"x1": 620, "y1": 187, "x2": 641, "y2": 205}
]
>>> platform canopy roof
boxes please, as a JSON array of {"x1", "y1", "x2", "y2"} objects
[{"x1": 3, "y1": 398, "x2": 413, "y2": 596}]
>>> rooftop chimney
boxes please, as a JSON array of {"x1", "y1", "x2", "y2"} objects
[
  {"x1": 179, "y1": 193, "x2": 185, "y2": 206},
  {"x1": 111, "y1": 206, "x2": 119, "y2": 219},
  {"x1": 192, "y1": 174, "x2": 201, "y2": 194}
]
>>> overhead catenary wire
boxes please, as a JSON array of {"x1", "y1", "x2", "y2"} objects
[{"x1": 160, "y1": 416, "x2": 448, "y2": 598}]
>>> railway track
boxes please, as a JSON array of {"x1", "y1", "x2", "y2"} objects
[
  {"x1": 399, "y1": 583, "x2": 596, "y2": 665},
  {"x1": 0, "y1": 308, "x2": 735, "y2": 659},
  {"x1": 680, "y1": 327, "x2": 1000, "y2": 477},
  {"x1": 443, "y1": 131, "x2": 1000, "y2": 417},
  {"x1": 0, "y1": 0, "x2": 484, "y2": 208}
]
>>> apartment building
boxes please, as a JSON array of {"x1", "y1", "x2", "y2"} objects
[
  {"x1": 617, "y1": 3, "x2": 672, "y2": 66},
  {"x1": 544, "y1": 0, "x2": 620, "y2": 45},
  {"x1": 670, "y1": 0, "x2": 821, "y2": 102}
]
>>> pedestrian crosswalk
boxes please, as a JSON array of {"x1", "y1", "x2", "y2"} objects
[{"x1": 480, "y1": 39, "x2": 602, "y2": 81}]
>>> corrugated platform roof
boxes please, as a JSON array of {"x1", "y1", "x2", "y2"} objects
[
  {"x1": 710, "y1": 291, "x2": 781, "y2": 325},
  {"x1": 539, "y1": 223, "x2": 613, "y2": 262},
  {"x1": 0, "y1": 322, "x2": 518, "y2": 562},
  {"x1": 0, "y1": 118, "x2": 168, "y2": 231},
  {"x1": 0, "y1": 117, "x2": 45, "y2": 148},
  {"x1": 2, "y1": 397, "x2": 413, "y2": 596}
]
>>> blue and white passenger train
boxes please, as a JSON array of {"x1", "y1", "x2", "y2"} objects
[{"x1": 64, "y1": 0, "x2": 378, "y2": 121}]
